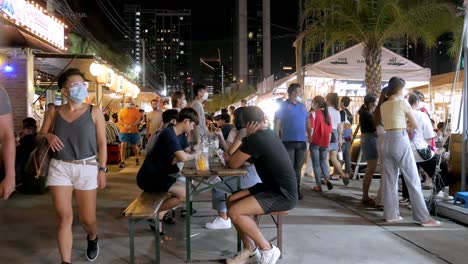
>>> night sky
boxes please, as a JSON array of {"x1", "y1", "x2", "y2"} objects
[{"x1": 68, "y1": 0, "x2": 298, "y2": 79}]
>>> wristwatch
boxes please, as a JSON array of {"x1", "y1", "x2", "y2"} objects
[{"x1": 98, "y1": 167, "x2": 108, "y2": 173}]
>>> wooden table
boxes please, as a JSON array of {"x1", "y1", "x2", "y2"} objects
[{"x1": 182, "y1": 159, "x2": 248, "y2": 262}]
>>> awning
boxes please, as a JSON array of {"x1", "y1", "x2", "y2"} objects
[
  {"x1": 0, "y1": 21, "x2": 63, "y2": 53},
  {"x1": 410, "y1": 71, "x2": 464, "y2": 93}
]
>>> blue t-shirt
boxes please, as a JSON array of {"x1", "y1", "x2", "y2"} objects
[
  {"x1": 137, "y1": 127, "x2": 184, "y2": 192},
  {"x1": 276, "y1": 100, "x2": 308, "y2": 142}
]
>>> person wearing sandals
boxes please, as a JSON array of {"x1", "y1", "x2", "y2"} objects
[
  {"x1": 39, "y1": 68, "x2": 107, "y2": 263},
  {"x1": 309, "y1": 96, "x2": 334, "y2": 191},
  {"x1": 380, "y1": 77, "x2": 441, "y2": 227},
  {"x1": 205, "y1": 107, "x2": 261, "y2": 230},
  {"x1": 325, "y1": 93, "x2": 349, "y2": 185},
  {"x1": 137, "y1": 108, "x2": 199, "y2": 234},
  {"x1": 224, "y1": 106, "x2": 296, "y2": 264},
  {"x1": 357, "y1": 94, "x2": 379, "y2": 206},
  {"x1": 117, "y1": 98, "x2": 142, "y2": 168}
]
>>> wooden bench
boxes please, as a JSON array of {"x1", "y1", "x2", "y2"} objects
[
  {"x1": 254, "y1": 211, "x2": 288, "y2": 255},
  {"x1": 123, "y1": 192, "x2": 169, "y2": 264}
]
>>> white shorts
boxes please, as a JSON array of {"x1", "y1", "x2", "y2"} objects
[{"x1": 46, "y1": 158, "x2": 98, "y2": 190}]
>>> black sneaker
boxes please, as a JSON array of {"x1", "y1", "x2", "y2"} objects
[
  {"x1": 136, "y1": 158, "x2": 140, "y2": 165},
  {"x1": 119, "y1": 162, "x2": 125, "y2": 168},
  {"x1": 86, "y1": 236, "x2": 99, "y2": 262}
]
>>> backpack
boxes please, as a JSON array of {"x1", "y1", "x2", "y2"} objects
[{"x1": 343, "y1": 110, "x2": 353, "y2": 141}]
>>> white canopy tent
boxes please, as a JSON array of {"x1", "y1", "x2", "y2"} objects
[{"x1": 302, "y1": 43, "x2": 431, "y2": 97}]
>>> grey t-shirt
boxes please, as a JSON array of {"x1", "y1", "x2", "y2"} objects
[
  {"x1": 191, "y1": 100, "x2": 207, "y2": 137},
  {"x1": 0, "y1": 87, "x2": 12, "y2": 115}
]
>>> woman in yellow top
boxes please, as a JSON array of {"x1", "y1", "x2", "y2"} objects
[
  {"x1": 118, "y1": 98, "x2": 142, "y2": 168},
  {"x1": 380, "y1": 77, "x2": 440, "y2": 227}
]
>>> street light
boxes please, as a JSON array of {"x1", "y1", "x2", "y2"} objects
[{"x1": 134, "y1": 65, "x2": 141, "y2": 74}]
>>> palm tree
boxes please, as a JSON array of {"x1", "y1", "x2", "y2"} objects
[{"x1": 302, "y1": 0, "x2": 462, "y2": 95}]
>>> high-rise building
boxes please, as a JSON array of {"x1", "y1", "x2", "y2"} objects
[
  {"x1": 124, "y1": 5, "x2": 192, "y2": 95},
  {"x1": 233, "y1": 0, "x2": 271, "y2": 90}
]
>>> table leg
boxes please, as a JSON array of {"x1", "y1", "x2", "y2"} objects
[
  {"x1": 129, "y1": 219, "x2": 135, "y2": 264},
  {"x1": 154, "y1": 216, "x2": 161, "y2": 264},
  {"x1": 237, "y1": 177, "x2": 242, "y2": 252},
  {"x1": 185, "y1": 178, "x2": 192, "y2": 262}
]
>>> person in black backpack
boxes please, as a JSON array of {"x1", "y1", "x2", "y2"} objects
[{"x1": 340, "y1": 96, "x2": 353, "y2": 179}]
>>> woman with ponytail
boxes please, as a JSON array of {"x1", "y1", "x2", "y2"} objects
[{"x1": 309, "y1": 96, "x2": 334, "y2": 191}]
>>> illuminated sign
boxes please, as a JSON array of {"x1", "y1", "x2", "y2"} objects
[{"x1": 0, "y1": 0, "x2": 66, "y2": 50}]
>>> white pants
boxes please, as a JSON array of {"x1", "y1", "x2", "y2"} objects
[{"x1": 382, "y1": 130, "x2": 431, "y2": 223}]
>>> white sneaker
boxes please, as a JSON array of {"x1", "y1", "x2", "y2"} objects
[
  {"x1": 226, "y1": 248, "x2": 260, "y2": 264},
  {"x1": 205, "y1": 216, "x2": 232, "y2": 230},
  {"x1": 260, "y1": 244, "x2": 281, "y2": 264}
]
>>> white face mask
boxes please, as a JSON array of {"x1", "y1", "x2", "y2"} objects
[
  {"x1": 125, "y1": 103, "x2": 132, "y2": 108},
  {"x1": 296, "y1": 96, "x2": 303, "y2": 103},
  {"x1": 202, "y1": 92, "x2": 209, "y2": 100}
]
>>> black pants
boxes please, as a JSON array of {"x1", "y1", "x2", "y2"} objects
[
  {"x1": 401, "y1": 154, "x2": 450, "y2": 199},
  {"x1": 283, "y1": 141, "x2": 307, "y2": 194}
]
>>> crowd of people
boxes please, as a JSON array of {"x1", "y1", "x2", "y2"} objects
[{"x1": 0, "y1": 70, "x2": 455, "y2": 264}]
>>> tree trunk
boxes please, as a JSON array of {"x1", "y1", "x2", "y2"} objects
[{"x1": 363, "y1": 44, "x2": 382, "y2": 95}]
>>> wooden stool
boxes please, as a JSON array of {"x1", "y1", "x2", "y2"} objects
[
  {"x1": 123, "y1": 192, "x2": 169, "y2": 264},
  {"x1": 254, "y1": 211, "x2": 288, "y2": 254}
]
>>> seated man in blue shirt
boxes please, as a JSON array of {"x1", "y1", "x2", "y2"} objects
[
  {"x1": 136, "y1": 108, "x2": 198, "y2": 234},
  {"x1": 225, "y1": 106, "x2": 297, "y2": 264}
]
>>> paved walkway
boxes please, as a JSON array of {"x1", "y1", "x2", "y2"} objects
[{"x1": 1, "y1": 158, "x2": 467, "y2": 264}]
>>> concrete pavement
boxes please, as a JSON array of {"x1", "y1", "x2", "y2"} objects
[{"x1": 1, "y1": 158, "x2": 467, "y2": 264}]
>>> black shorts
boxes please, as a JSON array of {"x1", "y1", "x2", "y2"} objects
[{"x1": 253, "y1": 191, "x2": 296, "y2": 214}]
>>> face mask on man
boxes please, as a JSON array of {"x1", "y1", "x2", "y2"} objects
[
  {"x1": 125, "y1": 103, "x2": 132, "y2": 108},
  {"x1": 202, "y1": 92, "x2": 209, "y2": 100},
  {"x1": 296, "y1": 96, "x2": 303, "y2": 103},
  {"x1": 68, "y1": 82, "x2": 88, "y2": 103}
]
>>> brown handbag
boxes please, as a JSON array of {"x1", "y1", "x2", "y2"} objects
[{"x1": 29, "y1": 107, "x2": 60, "y2": 179}]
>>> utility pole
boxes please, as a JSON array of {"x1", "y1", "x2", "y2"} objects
[{"x1": 142, "y1": 39, "x2": 146, "y2": 87}]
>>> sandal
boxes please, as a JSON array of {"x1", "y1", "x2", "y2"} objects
[
  {"x1": 148, "y1": 219, "x2": 165, "y2": 236},
  {"x1": 361, "y1": 197, "x2": 376, "y2": 207},
  {"x1": 421, "y1": 219, "x2": 442, "y2": 227},
  {"x1": 163, "y1": 213, "x2": 176, "y2": 224},
  {"x1": 312, "y1": 186, "x2": 322, "y2": 192},
  {"x1": 324, "y1": 179, "x2": 333, "y2": 190},
  {"x1": 342, "y1": 176, "x2": 350, "y2": 186}
]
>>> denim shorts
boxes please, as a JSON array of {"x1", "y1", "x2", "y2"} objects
[
  {"x1": 361, "y1": 133, "x2": 378, "y2": 161},
  {"x1": 120, "y1": 133, "x2": 139, "y2": 144},
  {"x1": 329, "y1": 129, "x2": 338, "y2": 151}
]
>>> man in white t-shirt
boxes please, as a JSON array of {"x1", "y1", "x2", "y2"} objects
[
  {"x1": 146, "y1": 98, "x2": 163, "y2": 140},
  {"x1": 190, "y1": 84, "x2": 208, "y2": 145}
]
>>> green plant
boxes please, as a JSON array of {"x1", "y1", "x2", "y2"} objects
[
  {"x1": 205, "y1": 87, "x2": 256, "y2": 113},
  {"x1": 302, "y1": 0, "x2": 462, "y2": 95}
]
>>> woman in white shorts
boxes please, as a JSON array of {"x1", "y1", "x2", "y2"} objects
[{"x1": 39, "y1": 68, "x2": 107, "y2": 264}]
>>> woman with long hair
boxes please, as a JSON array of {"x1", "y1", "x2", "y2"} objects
[
  {"x1": 39, "y1": 68, "x2": 107, "y2": 263},
  {"x1": 380, "y1": 77, "x2": 440, "y2": 227},
  {"x1": 373, "y1": 87, "x2": 389, "y2": 208},
  {"x1": 326, "y1": 93, "x2": 349, "y2": 185},
  {"x1": 171, "y1": 91, "x2": 187, "y2": 112},
  {"x1": 357, "y1": 94, "x2": 379, "y2": 205},
  {"x1": 309, "y1": 96, "x2": 334, "y2": 191}
]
